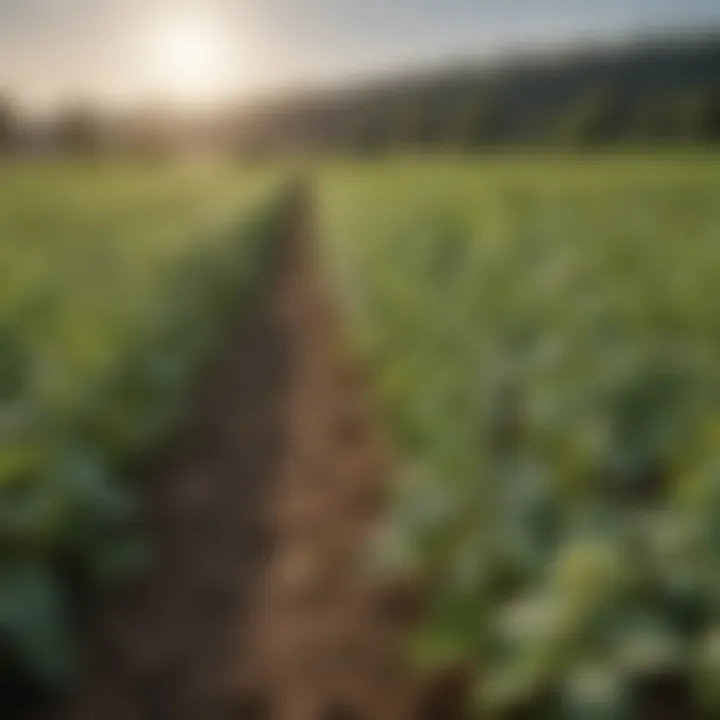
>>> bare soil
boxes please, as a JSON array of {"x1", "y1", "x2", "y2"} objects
[{"x1": 32, "y1": 196, "x2": 466, "y2": 720}]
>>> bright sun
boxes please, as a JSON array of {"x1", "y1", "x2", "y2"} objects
[{"x1": 150, "y1": 15, "x2": 233, "y2": 103}]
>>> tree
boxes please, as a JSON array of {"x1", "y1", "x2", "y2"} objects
[
  {"x1": 458, "y1": 95, "x2": 503, "y2": 147},
  {"x1": 551, "y1": 88, "x2": 619, "y2": 146},
  {"x1": 0, "y1": 93, "x2": 16, "y2": 155},
  {"x1": 56, "y1": 103, "x2": 102, "y2": 156},
  {"x1": 675, "y1": 87, "x2": 720, "y2": 142}
]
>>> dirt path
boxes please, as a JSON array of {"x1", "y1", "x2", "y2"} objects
[{"x1": 43, "y1": 194, "x2": 462, "y2": 720}]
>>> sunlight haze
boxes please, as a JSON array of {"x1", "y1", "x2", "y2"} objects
[{"x1": 0, "y1": 0, "x2": 718, "y2": 109}]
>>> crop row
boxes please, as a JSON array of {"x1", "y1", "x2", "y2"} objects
[
  {"x1": 319, "y1": 156, "x2": 720, "y2": 718},
  {"x1": 0, "y1": 165, "x2": 287, "y2": 684}
]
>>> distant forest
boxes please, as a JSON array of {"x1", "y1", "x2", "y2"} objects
[
  {"x1": 2, "y1": 33, "x2": 719, "y2": 157},
  {"x1": 235, "y1": 34, "x2": 720, "y2": 155}
]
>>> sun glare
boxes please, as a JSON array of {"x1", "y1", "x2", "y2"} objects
[{"x1": 149, "y1": 15, "x2": 234, "y2": 103}]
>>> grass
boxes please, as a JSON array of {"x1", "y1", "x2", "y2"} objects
[{"x1": 318, "y1": 154, "x2": 720, "y2": 717}]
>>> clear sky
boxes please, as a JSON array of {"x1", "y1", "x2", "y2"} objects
[{"x1": 2, "y1": 0, "x2": 719, "y2": 109}]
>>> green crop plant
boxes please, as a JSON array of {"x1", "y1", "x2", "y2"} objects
[
  {"x1": 0, "y1": 163, "x2": 287, "y2": 685},
  {"x1": 319, "y1": 154, "x2": 720, "y2": 718}
]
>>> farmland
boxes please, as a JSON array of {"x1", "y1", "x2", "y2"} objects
[
  {"x1": 318, "y1": 154, "x2": 720, "y2": 716},
  {"x1": 0, "y1": 163, "x2": 284, "y2": 685},
  {"x1": 2, "y1": 154, "x2": 720, "y2": 718}
]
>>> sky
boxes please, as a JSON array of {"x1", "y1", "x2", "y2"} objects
[{"x1": 1, "y1": 0, "x2": 719, "y2": 109}]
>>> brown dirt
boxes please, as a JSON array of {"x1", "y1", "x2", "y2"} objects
[{"x1": 38, "y1": 195, "x2": 467, "y2": 720}]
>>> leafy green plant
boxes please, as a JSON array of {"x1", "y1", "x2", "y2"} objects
[
  {"x1": 0, "y1": 164, "x2": 287, "y2": 684},
  {"x1": 319, "y1": 155, "x2": 720, "y2": 717}
]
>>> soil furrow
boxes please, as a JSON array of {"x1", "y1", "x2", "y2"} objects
[{"x1": 42, "y1": 195, "x2": 450, "y2": 720}]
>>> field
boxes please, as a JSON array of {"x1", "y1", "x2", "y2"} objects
[
  {"x1": 2, "y1": 155, "x2": 720, "y2": 718},
  {"x1": 0, "y1": 164, "x2": 284, "y2": 685},
  {"x1": 318, "y1": 155, "x2": 720, "y2": 716}
]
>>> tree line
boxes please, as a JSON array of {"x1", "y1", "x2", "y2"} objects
[
  {"x1": 234, "y1": 34, "x2": 720, "y2": 155},
  {"x1": 1, "y1": 33, "x2": 719, "y2": 159}
]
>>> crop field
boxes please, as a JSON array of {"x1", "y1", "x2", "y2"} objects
[
  {"x1": 0, "y1": 164, "x2": 283, "y2": 684},
  {"x1": 3, "y1": 155, "x2": 720, "y2": 718},
  {"x1": 318, "y1": 155, "x2": 720, "y2": 716}
]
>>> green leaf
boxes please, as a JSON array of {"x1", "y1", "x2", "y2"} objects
[{"x1": 0, "y1": 561, "x2": 77, "y2": 686}]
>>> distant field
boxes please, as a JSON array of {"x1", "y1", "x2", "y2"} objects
[
  {"x1": 0, "y1": 164, "x2": 283, "y2": 683},
  {"x1": 318, "y1": 155, "x2": 720, "y2": 716}
]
